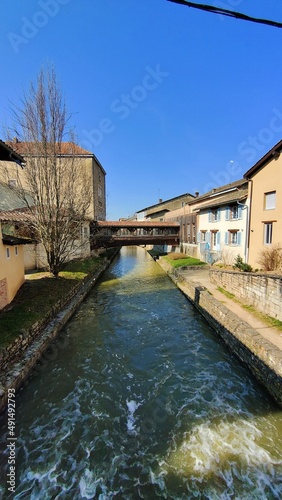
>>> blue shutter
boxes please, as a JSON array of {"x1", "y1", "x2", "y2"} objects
[
  {"x1": 225, "y1": 207, "x2": 229, "y2": 221},
  {"x1": 237, "y1": 231, "x2": 242, "y2": 246},
  {"x1": 197, "y1": 231, "x2": 201, "y2": 243},
  {"x1": 208, "y1": 211, "x2": 211, "y2": 222},
  {"x1": 206, "y1": 231, "x2": 211, "y2": 244},
  {"x1": 225, "y1": 232, "x2": 229, "y2": 245},
  {"x1": 238, "y1": 206, "x2": 243, "y2": 219},
  {"x1": 217, "y1": 209, "x2": 221, "y2": 221},
  {"x1": 216, "y1": 232, "x2": 221, "y2": 246}
]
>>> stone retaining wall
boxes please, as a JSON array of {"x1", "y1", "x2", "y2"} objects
[
  {"x1": 210, "y1": 269, "x2": 282, "y2": 322},
  {"x1": 157, "y1": 258, "x2": 282, "y2": 407}
]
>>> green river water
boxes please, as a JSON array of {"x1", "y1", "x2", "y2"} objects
[{"x1": 0, "y1": 246, "x2": 282, "y2": 499}]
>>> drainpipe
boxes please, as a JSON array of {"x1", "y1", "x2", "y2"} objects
[
  {"x1": 237, "y1": 179, "x2": 252, "y2": 264},
  {"x1": 237, "y1": 201, "x2": 248, "y2": 263},
  {"x1": 246, "y1": 179, "x2": 253, "y2": 265}
]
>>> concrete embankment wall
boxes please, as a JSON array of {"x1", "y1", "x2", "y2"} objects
[
  {"x1": 157, "y1": 258, "x2": 282, "y2": 407},
  {"x1": 0, "y1": 252, "x2": 119, "y2": 414},
  {"x1": 210, "y1": 269, "x2": 282, "y2": 322}
]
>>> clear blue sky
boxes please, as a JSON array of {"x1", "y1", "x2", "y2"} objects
[{"x1": 1, "y1": 1, "x2": 282, "y2": 219}]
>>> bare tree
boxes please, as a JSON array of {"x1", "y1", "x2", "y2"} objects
[{"x1": 5, "y1": 67, "x2": 92, "y2": 276}]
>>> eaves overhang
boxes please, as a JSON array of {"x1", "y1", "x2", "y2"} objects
[
  {"x1": 0, "y1": 140, "x2": 25, "y2": 166},
  {"x1": 244, "y1": 138, "x2": 282, "y2": 178}
]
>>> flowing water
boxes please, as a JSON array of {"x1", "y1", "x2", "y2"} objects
[{"x1": 0, "y1": 246, "x2": 282, "y2": 499}]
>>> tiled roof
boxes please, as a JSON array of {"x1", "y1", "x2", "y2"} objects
[
  {"x1": 0, "y1": 208, "x2": 35, "y2": 223},
  {"x1": 136, "y1": 193, "x2": 195, "y2": 213},
  {"x1": 188, "y1": 179, "x2": 248, "y2": 205},
  {"x1": 6, "y1": 141, "x2": 94, "y2": 157},
  {"x1": 194, "y1": 187, "x2": 248, "y2": 211}
]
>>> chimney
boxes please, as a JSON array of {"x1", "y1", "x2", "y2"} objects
[
  {"x1": 195, "y1": 191, "x2": 199, "y2": 198},
  {"x1": 159, "y1": 198, "x2": 163, "y2": 203},
  {"x1": 14, "y1": 137, "x2": 19, "y2": 143}
]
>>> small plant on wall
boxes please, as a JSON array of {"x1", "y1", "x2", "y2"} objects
[{"x1": 233, "y1": 255, "x2": 253, "y2": 272}]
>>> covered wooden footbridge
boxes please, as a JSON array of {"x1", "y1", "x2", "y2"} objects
[{"x1": 91, "y1": 220, "x2": 180, "y2": 248}]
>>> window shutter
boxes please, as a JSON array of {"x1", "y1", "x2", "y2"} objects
[
  {"x1": 237, "y1": 231, "x2": 242, "y2": 246},
  {"x1": 238, "y1": 206, "x2": 242, "y2": 219},
  {"x1": 225, "y1": 232, "x2": 229, "y2": 245},
  {"x1": 208, "y1": 211, "x2": 211, "y2": 222},
  {"x1": 225, "y1": 208, "x2": 229, "y2": 221},
  {"x1": 216, "y1": 232, "x2": 221, "y2": 245},
  {"x1": 217, "y1": 209, "x2": 221, "y2": 221},
  {"x1": 197, "y1": 231, "x2": 201, "y2": 243},
  {"x1": 206, "y1": 231, "x2": 211, "y2": 244}
]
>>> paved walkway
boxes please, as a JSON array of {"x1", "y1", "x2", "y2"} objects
[{"x1": 176, "y1": 267, "x2": 282, "y2": 351}]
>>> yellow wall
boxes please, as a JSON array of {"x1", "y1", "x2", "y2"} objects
[
  {"x1": 0, "y1": 225, "x2": 25, "y2": 308},
  {"x1": 248, "y1": 155, "x2": 282, "y2": 267}
]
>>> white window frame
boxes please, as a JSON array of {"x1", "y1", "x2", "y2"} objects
[
  {"x1": 211, "y1": 230, "x2": 218, "y2": 249},
  {"x1": 229, "y1": 230, "x2": 238, "y2": 245},
  {"x1": 200, "y1": 230, "x2": 207, "y2": 242},
  {"x1": 264, "y1": 222, "x2": 273, "y2": 245},
  {"x1": 230, "y1": 205, "x2": 239, "y2": 220},
  {"x1": 264, "y1": 191, "x2": 276, "y2": 210}
]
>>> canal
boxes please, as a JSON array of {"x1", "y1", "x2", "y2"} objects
[{"x1": 0, "y1": 246, "x2": 282, "y2": 499}]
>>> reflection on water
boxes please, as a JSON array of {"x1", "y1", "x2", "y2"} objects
[{"x1": 0, "y1": 246, "x2": 281, "y2": 499}]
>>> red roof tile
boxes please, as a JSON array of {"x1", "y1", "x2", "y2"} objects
[{"x1": 6, "y1": 141, "x2": 93, "y2": 157}]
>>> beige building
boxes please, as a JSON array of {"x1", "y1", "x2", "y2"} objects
[
  {"x1": 0, "y1": 141, "x2": 27, "y2": 309},
  {"x1": 164, "y1": 179, "x2": 249, "y2": 263},
  {"x1": 4, "y1": 140, "x2": 106, "y2": 221},
  {"x1": 136, "y1": 193, "x2": 195, "y2": 221},
  {"x1": 0, "y1": 219, "x2": 30, "y2": 309},
  {"x1": 244, "y1": 139, "x2": 282, "y2": 267}
]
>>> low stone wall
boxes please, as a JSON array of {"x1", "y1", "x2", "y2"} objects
[
  {"x1": 0, "y1": 251, "x2": 119, "y2": 414},
  {"x1": 210, "y1": 269, "x2": 282, "y2": 322},
  {"x1": 157, "y1": 258, "x2": 282, "y2": 407}
]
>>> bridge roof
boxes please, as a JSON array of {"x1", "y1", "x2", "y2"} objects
[{"x1": 97, "y1": 220, "x2": 180, "y2": 228}]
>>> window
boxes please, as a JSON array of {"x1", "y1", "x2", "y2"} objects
[
  {"x1": 230, "y1": 206, "x2": 238, "y2": 219},
  {"x1": 212, "y1": 209, "x2": 219, "y2": 221},
  {"x1": 264, "y1": 191, "x2": 276, "y2": 210},
  {"x1": 264, "y1": 222, "x2": 273, "y2": 244},
  {"x1": 14, "y1": 246, "x2": 18, "y2": 256},
  {"x1": 225, "y1": 205, "x2": 243, "y2": 221},
  {"x1": 225, "y1": 230, "x2": 241, "y2": 246},
  {"x1": 6, "y1": 248, "x2": 10, "y2": 259},
  {"x1": 200, "y1": 230, "x2": 207, "y2": 242},
  {"x1": 211, "y1": 230, "x2": 219, "y2": 249},
  {"x1": 209, "y1": 208, "x2": 220, "y2": 222},
  {"x1": 192, "y1": 224, "x2": 196, "y2": 243}
]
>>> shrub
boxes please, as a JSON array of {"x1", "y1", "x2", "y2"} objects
[
  {"x1": 233, "y1": 255, "x2": 253, "y2": 272},
  {"x1": 167, "y1": 252, "x2": 187, "y2": 260},
  {"x1": 258, "y1": 245, "x2": 282, "y2": 272}
]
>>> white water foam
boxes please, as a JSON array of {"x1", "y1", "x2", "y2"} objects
[{"x1": 126, "y1": 399, "x2": 142, "y2": 435}]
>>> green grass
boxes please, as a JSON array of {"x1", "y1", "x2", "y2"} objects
[
  {"x1": 164, "y1": 255, "x2": 207, "y2": 269},
  {"x1": 217, "y1": 286, "x2": 282, "y2": 332},
  {"x1": 243, "y1": 304, "x2": 282, "y2": 331},
  {"x1": 217, "y1": 286, "x2": 235, "y2": 300},
  {"x1": 0, "y1": 255, "x2": 106, "y2": 349}
]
